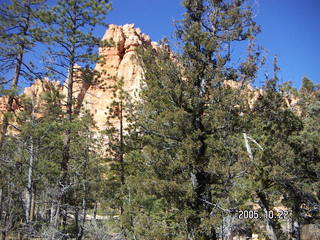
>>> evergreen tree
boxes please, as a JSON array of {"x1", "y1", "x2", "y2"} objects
[
  {"x1": 0, "y1": 82, "x2": 64, "y2": 239},
  {"x1": 41, "y1": 0, "x2": 111, "y2": 235},
  {"x1": 0, "y1": 0, "x2": 46, "y2": 148},
  {"x1": 66, "y1": 111, "x2": 105, "y2": 240},
  {"x1": 124, "y1": 1, "x2": 260, "y2": 239},
  {"x1": 300, "y1": 76, "x2": 316, "y2": 95},
  {"x1": 0, "y1": 81, "x2": 108, "y2": 239},
  {"x1": 0, "y1": 134, "x2": 26, "y2": 239},
  {"x1": 0, "y1": 4, "x2": 47, "y2": 234},
  {"x1": 242, "y1": 60, "x2": 320, "y2": 240},
  {"x1": 243, "y1": 60, "x2": 297, "y2": 240},
  {"x1": 283, "y1": 78, "x2": 320, "y2": 240},
  {"x1": 103, "y1": 79, "x2": 133, "y2": 221}
]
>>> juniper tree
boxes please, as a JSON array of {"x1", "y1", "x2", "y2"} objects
[
  {"x1": 243, "y1": 61, "x2": 297, "y2": 240},
  {"x1": 282, "y1": 78, "x2": 320, "y2": 240},
  {"x1": 241, "y1": 60, "x2": 320, "y2": 240},
  {"x1": 124, "y1": 0, "x2": 260, "y2": 239}
]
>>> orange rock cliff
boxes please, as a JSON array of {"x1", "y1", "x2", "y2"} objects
[{"x1": 80, "y1": 24, "x2": 158, "y2": 130}]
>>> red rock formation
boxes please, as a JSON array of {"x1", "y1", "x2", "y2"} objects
[{"x1": 82, "y1": 24, "x2": 158, "y2": 130}]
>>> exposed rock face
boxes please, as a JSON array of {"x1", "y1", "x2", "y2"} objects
[
  {"x1": 0, "y1": 96, "x2": 20, "y2": 128},
  {"x1": 24, "y1": 79, "x2": 63, "y2": 118},
  {"x1": 223, "y1": 80, "x2": 263, "y2": 109},
  {"x1": 82, "y1": 24, "x2": 157, "y2": 130},
  {"x1": 0, "y1": 79, "x2": 62, "y2": 134}
]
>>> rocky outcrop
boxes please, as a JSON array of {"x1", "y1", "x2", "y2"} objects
[
  {"x1": 0, "y1": 79, "x2": 62, "y2": 134},
  {"x1": 81, "y1": 24, "x2": 158, "y2": 130}
]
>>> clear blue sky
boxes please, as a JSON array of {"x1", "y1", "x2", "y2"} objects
[{"x1": 104, "y1": 0, "x2": 320, "y2": 88}]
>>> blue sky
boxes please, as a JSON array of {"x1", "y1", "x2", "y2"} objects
[
  {"x1": 2, "y1": 0, "x2": 319, "y2": 89},
  {"x1": 103, "y1": 0, "x2": 320, "y2": 88}
]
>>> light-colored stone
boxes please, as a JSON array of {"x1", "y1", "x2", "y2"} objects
[{"x1": 82, "y1": 24, "x2": 156, "y2": 130}]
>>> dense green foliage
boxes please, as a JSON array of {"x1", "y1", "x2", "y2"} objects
[{"x1": 0, "y1": 0, "x2": 319, "y2": 239}]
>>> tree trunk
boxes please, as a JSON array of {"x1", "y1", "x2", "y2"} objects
[
  {"x1": 76, "y1": 185, "x2": 86, "y2": 240},
  {"x1": 17, "y1": 231, "x2": 23, "y2": 240},
  {"x1": 2, "y1": 186, "x2": 11, "y2": 240},
  {"x1": 30, "y1": 187, "x2": 36, "y2": 222},
  {"x1": 119, "y1": 99, "x2": 125, "y2": 216},
  {"x1": 49, "y1": 202, "x2": 55, "y2": 225},
  {"x1": 26, "y1": 137, "x2": 34, "y2": 224},
  {"x1": 82, "y1": 183, "x2": 87, "y2": 225},
  {"x1": 291, "y1": 220, "x2": 300, "y2": 240},
  {"x1": 50, "y1": 200, "x2": 60, "y2": 228},
  {"x1": 0, "y1": 187, "x2": 3, "y2": 222},
  {"x1": 75, "y1": 209, "x2": 80, "y2": 239},
  {"x1": 188, "y1": 77, "x2": 216, "y2": 240},
  {"x1": 60, "y1": 61, "x2": 74, "y2": 231},
  {"x1": 26, "y1": 93, "x2": 37, "y2": 224},
  {"x1": 224, "y1": 214, "x2": 235, "y2": 240},
  {"x1": 265, "y1": 215, "x2": 278, "y2": 240},
  {"x1": 93, "y1": 202, "x2": 97, "y2": 221},
  {"x1": 80, "y1": 178, "x2": 88, "y2": 239},
  {"x1": 0, "y1": 188, "x2": 4, "y2": 240},
  {"x1": 290, "y1": 206, "x2": 301, "y2": 240},
  {"x1": 77, "y1": 138, "x2": 89, "y2": 240},
  {"x1": 257, "y1": 191, "x2": 278, "y2": 240}
]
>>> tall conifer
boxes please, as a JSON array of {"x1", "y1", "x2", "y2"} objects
[
  {"x1": 0, "y1": 0, "x2": 46, "y2": 148},
  {"x1": 125, "y1": 1, "x2": 260, "y2": 239},
  {"x1": 42, "y1": 0, "x2": 111, "y2": 236}
]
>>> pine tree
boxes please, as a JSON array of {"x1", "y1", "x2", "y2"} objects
[
  {"x1": 0, "y1": 135, "x2": 26, "y2": 239},
  {"x1": 16, "y1": 84, "x2": 63, "y2": 238},
  {"x1": 0, "y1": 81, "x2": 64, "y2": 239},
  {"x1": 41, "y1": 0, "x2": 111, "y2": 234},
  {"x1": 0, "y1": 5, "x2": 46, "y2": 233},
  {"x1": 66, "y1": 111, "x2": 105, "y2": 240},
  {"x1": 103, "y1": 79, "x2": 133, "y2": 221},
  {"x1": 1, "y1": 81, "x2": 108, "y2": 239},
  {"x1": 0, "y1": 0, "x2": 46, "y2": 148}
]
